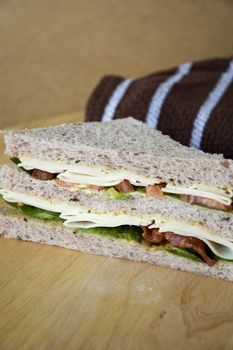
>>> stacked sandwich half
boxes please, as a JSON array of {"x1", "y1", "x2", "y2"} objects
[{"x1": 0, "y1": 117, "x2": 233, "y2": 281}]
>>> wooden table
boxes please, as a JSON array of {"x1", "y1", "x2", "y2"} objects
[{"x1": 1, "y1": 114, "x2": 233, "y2": 350}]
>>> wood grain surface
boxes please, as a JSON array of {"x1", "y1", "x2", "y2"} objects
[{"x1": 1, "y1": 114, "x2": 233, "y2": 350}]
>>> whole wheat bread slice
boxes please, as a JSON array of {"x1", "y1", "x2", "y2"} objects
[
  {"x1": 0, "y1": 203, "x2": 232, "y2": 282},
  {"x1": 1, "y1": 164, "x2": 233, "y2": 241},
  {"x1": 2, "y1": 117, "x2": 233, "y2": 187}
]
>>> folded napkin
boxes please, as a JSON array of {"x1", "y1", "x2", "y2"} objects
[{"x1": 85, "y1": 58, "x2": 233, "y2": 159}]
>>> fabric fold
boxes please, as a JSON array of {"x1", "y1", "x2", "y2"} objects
[{"x1": 85, "y1": 57, "x2": 233, "y2": 159}]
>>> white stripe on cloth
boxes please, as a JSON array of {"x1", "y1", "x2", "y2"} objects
[
  {"x1": 101, "y1": 79, "x2": 134, "y2": 122},
  {"x1": 146, "y1": 62, "x2": 192, "y2": 128},
  {"x1": 190, "y1": 59, "x2": 233, "y2": 149}
]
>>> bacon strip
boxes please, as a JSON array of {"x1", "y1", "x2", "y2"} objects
[
  {"x1": 164, "y1": 232, "x2": 215, "y2": 266},
  {"x1": 142, "y1": 226, "x2": 165, "y2": 244},
  {"x1": 180, "y1": 194, "x2": 232, "y2": 211},
  {"x1": 89, "y1": 185, "x2": 107, "y2": 191},
  {"x1": 146, "y1": 184, "x2": 165, "y2": 198},
  {"x1": 114, "y1": 179, "x2": 134, "y2": 193},
  {"x1": 30, "y1": 170, "x2": 232, "y2": 213},
  {"x1": 32, "y1": 169, "x2": 56, "y2": 181},
  {"x1": 55, "y1": 179, "x2": 75, "y2": 188},
  {"x1": 142, "y1": 227, "x2": 215, "y2": 266}
]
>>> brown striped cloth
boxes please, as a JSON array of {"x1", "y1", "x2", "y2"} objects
[{"x1": 85, "y1": 58, "x2": 233, "y2": 159}]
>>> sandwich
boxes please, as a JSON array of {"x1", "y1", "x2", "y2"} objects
[{"x1": 0, "y1": 117, "x2": 233, "y2": 281}]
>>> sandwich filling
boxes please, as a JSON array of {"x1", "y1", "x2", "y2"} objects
[
  {"x1": 1, "y1": 188, "x2": 233, "y2": 266},
  {"x1": 16, "y1": 156, "x2": 233, "y2": 211}
]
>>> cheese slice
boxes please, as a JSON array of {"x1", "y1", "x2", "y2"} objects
[
  {"x1": 18, "y1": 156, "x2": 232, "y2": 206},
  {"x1": 162, "y1": 185, "x2": 232, "y2": 205},
  {"x1": 1, "y1": 188, "x2": 233, "y2": 260},
  {"x1": 149, "y1": 221, "x2": 233, "y2": 260},
  {"x1": 18, "y1": 156, "x2": 160, "y2": 186}
]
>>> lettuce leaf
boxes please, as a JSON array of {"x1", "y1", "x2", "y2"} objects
[
  {"x1": 163, "y1": 246, "x2": 203, "y2": 263},
  {"x1": 102, "y1": 187, "x2": 127, "y2": 200},
  {"x1": 16, "y1": 204, "x2": 62, "y2": 221},
  {"x1": 80, "y1": 225, "x2": 142, "y2": 242},
  {"x1": 135, "y1": 186, "x2": 146, "y2": 194},
  {"x1": 1, "y1": 195, "x2": 62, "y2": 221}
]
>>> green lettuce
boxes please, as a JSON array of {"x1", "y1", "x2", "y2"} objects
[
  {"x1": 102, "y1": 187, "x2": 127, "y2": 200},
  {"x1": 1, "y1": 195, "x2": 62, "y2": 221},
  {"x1": 135, "y1": 186, "x2": 146, "y2": 194},
  {"x1": 80, "y1": 225, "x2": 142, "y2": 242},
  {"x1": 163, "y1": 246, "x2": 203, "y2": 263}
]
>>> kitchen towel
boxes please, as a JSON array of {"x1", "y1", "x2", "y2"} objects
[{"x1": 85, "y1": 58, "x2": 233, "y2": 159}]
